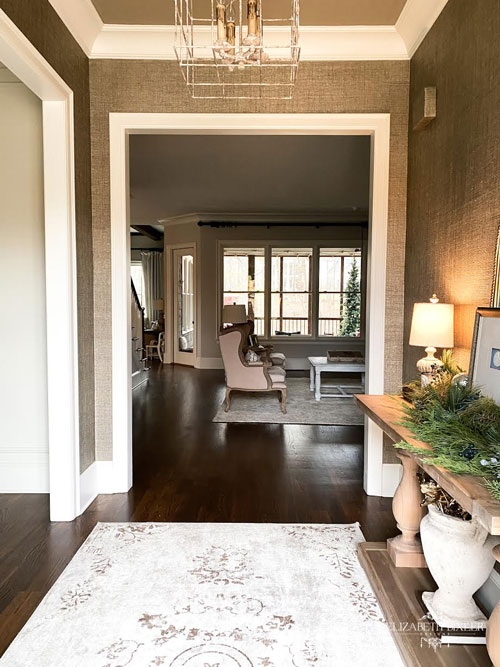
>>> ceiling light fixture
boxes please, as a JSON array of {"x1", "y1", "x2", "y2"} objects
[{"x1": 174, "y1": 0, "x2": 300, "y2": 99}]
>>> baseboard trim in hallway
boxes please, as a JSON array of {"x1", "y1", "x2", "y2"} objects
[{"x1": 79, "y1": 460, "x2": 116, "y2": 514}]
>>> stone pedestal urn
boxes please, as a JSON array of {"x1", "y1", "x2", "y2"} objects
[{"x1": 420, "y1": 504, "x2": 497, "y2": 629}]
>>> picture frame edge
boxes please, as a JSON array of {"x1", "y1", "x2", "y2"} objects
[{"x1": 467, "y1": 306, "x2": 500, "y2": 392}]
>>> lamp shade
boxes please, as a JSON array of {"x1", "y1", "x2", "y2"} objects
[
  {"x1": 153, "y1": 299, "x2": 164, "y2": 310},
  {"x1": 409, "y1": 302, "x2": 454, "y2": 348},
  {"x1": 222, "y1": 304, "x2": 247, "y2": 324}
]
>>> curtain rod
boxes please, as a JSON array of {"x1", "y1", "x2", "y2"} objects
[{"x1": 197, "y1": 221, "x2": 368, "y2": 229}]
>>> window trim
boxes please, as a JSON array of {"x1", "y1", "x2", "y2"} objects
[
  {"x1": 317, "y1": 252, "x2": 362, "y2": 338},
  {"x1": 270, "y1": 248, "x2": 313, "y2": 338},
  {"x1": 219, "y1": 240, "x2": 365, "y2": 343}
]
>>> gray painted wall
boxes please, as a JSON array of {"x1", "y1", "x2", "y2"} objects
[{"x1": 163, "y1": 221, "x2": 366, "y2": 365}]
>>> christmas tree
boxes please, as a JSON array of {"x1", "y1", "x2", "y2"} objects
[{"x1": 339, "y1": 260, "x2": 361, "y2": 336}]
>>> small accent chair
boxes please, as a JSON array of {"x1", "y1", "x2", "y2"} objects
[
  {"x1": 219, "y1": 327, "x2": 287, "y2": 414},
  {"x1": 146, "y1": 331, "x2": 165, "y2": 363}
]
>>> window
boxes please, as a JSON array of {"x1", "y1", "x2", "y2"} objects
[
  {"x1": 319, "y1": 250, "x2": 361, "y2": 337},
  {"x1": 221, "y1": 245, "x2": 362, "y2": 339},
  {"x1": 223, "y1": 248, "x2": 265, "y2": 335},
  {"x1": 131, "y1": 262, "x2": 145, "y2": 308},
  {"x1": 271, "y1": 248, "x2": 312, "y2": 336}
]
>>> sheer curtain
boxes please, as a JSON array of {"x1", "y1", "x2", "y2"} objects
[{"x1": 141, "y1": 250, "x2": 163, "y2": 326}]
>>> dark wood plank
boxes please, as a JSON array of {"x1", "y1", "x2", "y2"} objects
[
  {"x1": 0, "y1": 367, "x2": 481, "y2": 666},
  {"x1": 358, "y1": 542, "x2": 490, "y2": 666}
]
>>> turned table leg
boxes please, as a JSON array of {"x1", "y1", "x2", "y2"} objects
[
  {"x1": 387, "y1": 450, "x2": 427, "y2": 568},
  {"x1": 487, "y1": 545, "x2": 500, "y2": 666}
]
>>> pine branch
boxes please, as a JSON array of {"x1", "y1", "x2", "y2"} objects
[{"x1": 393, "y1": 372, "x2": 500, "y2": 503}]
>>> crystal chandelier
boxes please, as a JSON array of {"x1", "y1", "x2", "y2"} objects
[{"x1": 174, "y1": 0, "x2": 300, "y2": 99}]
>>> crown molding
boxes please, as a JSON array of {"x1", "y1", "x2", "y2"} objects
[
  {"x1": 92, "y1": 24, "x2": 408, "y2": 61},
  {"x1": 396, "y1": 0, "x2": 449, "y2": 58},
  {"x1": 46, "y1": 0, "x2": 449, "y2": 61},
  {"x1": 47, "y1": 0, "x2": 102, "y2": 57}
]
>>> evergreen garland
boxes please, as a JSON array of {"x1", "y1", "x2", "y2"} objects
[
  {"x1": 339, "y1": 259, "x2": 361, "y2": 336},
  {"x1": 395, "y1": 371, "x2": 500, "y2": 502}
]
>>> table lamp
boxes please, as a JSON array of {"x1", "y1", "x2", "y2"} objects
[
  {"x1": 222, "y1": 304, "x2": 247, "y2": 326},
  {"x1": 153, "y1": 299, "x2": 164, "y2": 330},
  {"x1": 409, "y1": 294, "x2": 454, "y2": 385}
]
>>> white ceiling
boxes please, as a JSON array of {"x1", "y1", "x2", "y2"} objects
[{"x1": 129, "y1": 134, "x2": 370, "y2": 224}]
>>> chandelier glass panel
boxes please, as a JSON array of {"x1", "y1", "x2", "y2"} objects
[{"x1": 174, "y1": 0, "x2": 301, "y2": 99}]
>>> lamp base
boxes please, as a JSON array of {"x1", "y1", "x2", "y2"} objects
[{"x1": 417, "y1": 347, "x2": 443, "y2": 386}]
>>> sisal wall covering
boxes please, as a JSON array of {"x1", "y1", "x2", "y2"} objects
[
  {"x1": 0, "y1": 0, "x2": 96, "y2": 472},
  {"x1": 90, "y1": 59, "x2": 410, "y2": 459},
  {"x1": 404, "y1": 0, "x2": 500, "y2": 380}
]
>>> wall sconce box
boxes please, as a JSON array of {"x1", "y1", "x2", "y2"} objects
[{"x1": 413, "y1": 86, "x2": 437, "y2": 131}]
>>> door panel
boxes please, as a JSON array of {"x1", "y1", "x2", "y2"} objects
[{"x1": 173, "y1": 248, "x2": 195, "y2": 365}]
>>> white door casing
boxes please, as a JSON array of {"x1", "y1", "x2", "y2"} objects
[
  {"x1": 0, "y1": 10, "x2": 80, "y2": 520},
  {"x1": 109, "y1": 112, "x2": 391, "y2": 497},
  {"x1": 171, "y1": 246, "x2": 196, "y2": 366}
]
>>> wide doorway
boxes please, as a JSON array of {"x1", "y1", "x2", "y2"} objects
[{"x1": 110, "y1": 113, "x2": 391, "y2": 496}]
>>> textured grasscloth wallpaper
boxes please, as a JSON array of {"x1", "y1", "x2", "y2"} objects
[
  {"x1": 0, "y1": 0, "x2": 96, "y2": 472},
  {"x1": 404, "y1": 0, "x2": 500, "y2": 380},
  {"x1": 90, "y1": 59, "x2": 410, "y2": 460}
]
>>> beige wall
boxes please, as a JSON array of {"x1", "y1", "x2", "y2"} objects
[
  {"x1": 0, "y1": 68, "x2": 48, "y2": 490},
  {"x1": 404, "y1": 0, "x2": 500, "y2": 380},
  {"x1": 0, "y1": 0, "x2": 96, "y2": 472},
  {"x1": 90, "y1": 59, "x2": 410, "y2": 460}
]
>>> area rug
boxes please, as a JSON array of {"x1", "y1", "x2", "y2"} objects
[
  {"x1": 213, "y1": 377, "x2": 364, "y2": 425},
  {"x1": 1, "y1": 523, "x2": 402, "y2": 667}
]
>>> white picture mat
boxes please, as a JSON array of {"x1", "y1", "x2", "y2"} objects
[{"x1": 472, "y1": 316, "x2": 500, "y2": 404}]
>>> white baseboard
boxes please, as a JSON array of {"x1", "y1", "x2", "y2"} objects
[
  {"x1": 0, "y1": 445, "x2": 49, "y2": 493},
  {"x1": 79, "y1": 460, "x2": 116, "y2": 513},
  {"x1": 284, "y1": 358, "x2": 310, "y2": 371},
  {"x1": 381, "y1": 463, "x2": 403, "y2": 498},
  {"x1": 195, "y1": 357, "x2": 224, "y2": 370}
]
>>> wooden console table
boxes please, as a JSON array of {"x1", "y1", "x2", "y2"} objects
[{"x1": 355, "y1": 394, "x2": 500, "y2": 667}]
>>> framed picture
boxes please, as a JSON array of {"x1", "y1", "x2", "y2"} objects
[
  {"x1": 469, "y1": 308, "x2": 500, "y2": 404},
  {"x1": 492, "y1": 224, "x2": 500, "y2": 307}
]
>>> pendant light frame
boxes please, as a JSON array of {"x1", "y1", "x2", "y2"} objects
[{"x1": 174, "y1": 0, "x2": 300, "y2": 99}]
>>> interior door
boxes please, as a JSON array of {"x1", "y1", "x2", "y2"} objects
[{"x1": 173, "y1": 247, "x2": 195, "y2": 365}]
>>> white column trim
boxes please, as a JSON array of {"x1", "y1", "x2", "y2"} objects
[
  {"x1": 0, "y1": 10, "x2": 80, "y2": 520},
  {"x1": 110, "y1": 117, "x2": 133, "y2": 493}
]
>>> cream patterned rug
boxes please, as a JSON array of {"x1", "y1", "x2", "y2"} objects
[
  {"x1": 213, "y1": 378, "x2": 364, "y2": 425},
  {"x1": 1, "y1": 523, "x2": 402, "y2": 667}
]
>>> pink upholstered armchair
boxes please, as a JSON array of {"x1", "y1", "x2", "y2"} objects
[{"x1": 219, "y1": 327, "x2": 287, "y2": 414}]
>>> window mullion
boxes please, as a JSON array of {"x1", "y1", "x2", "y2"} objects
[
  {"x1": 312, "y1": 246, "x2": 319, "y2": 339},
  {"x1": 279, "y1": 255, "x2": 284, "y2": 333},
  {"x1": 265, "y1": 246, "x2": 271, "y2": 339}
]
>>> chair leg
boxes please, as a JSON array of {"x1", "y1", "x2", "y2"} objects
[
  {"x1": 280, "y1": 389, "x2": 287, "y2": 414},
  {"x1": 225, "y1": 388, "x2": 232, "y2": 412}
]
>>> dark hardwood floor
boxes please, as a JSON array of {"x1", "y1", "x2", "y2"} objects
[{"x1": 0, "y1": 364, "x2": 396, "y2": 657}]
